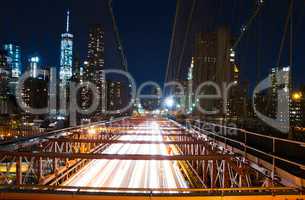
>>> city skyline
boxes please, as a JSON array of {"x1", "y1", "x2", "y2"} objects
[
  {"x1": 0, "y1": 1, "x2": 304, "y2": 137},
  {"x1": 0, "y1": 1, "x2": 304, "y2": 198},
  {"x1": 1, "y1": 1, "x2": 305, "y2": 89},
  {"x1": 60, "y1": 10, "x2": 74, "y2": 83},
  {"x1": 0, "y1": 0, "x2": 175, "y2": 86}
]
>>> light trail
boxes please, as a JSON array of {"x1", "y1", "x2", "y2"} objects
[{"x1": 63, "y1": 120, "x2": 188, "y2": 190}]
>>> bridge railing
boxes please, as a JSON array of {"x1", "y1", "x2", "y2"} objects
[
  {"x1": 0, "y1": 116, "x2": 130, "y2": 150},
  {"x1": 0, "y1": 116, "x2": 140, "y2": 186},
  {"x1": 184, "y1": 119, "x2": 305, "y2": 188},
  {"x1": 0, "y1": 184, "x2": 302, "y2": 196}
]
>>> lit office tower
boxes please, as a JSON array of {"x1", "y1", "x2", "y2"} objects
[
  {"x1": 193, "y1": 27, "x2": 234, "y2": 88},
  {"x1": 3, "y1": 44, "x2": 21, "y2": 94},
  {"x1": 85, "y1": 24, "x2": 105, "y2": 114},
  {"x1": 3, "y1": 44, "x2": 21, "y2": 78},
  {"x1": 28, "y1": 56, "x2": 39, "y2": 78},
  {"x1": 106, "y1": 80, "x2": 122, "y2": 114},
  {"x1": 193, "y1": 27, "x2": 235, "y2": 115},
  {"x1": 86, "y1": 25, "x2": 105, "y2": 80},
  {"x1": 270, "y1": 67, "x2": 291, "y2": 123},
  {"x1": 0, "y1": 50, "x2": 10, "y2": 114},
  {"x1": 0, "y1": 50, "x2": 10, "y2": 91},
  {"x1": 60, "y1": 11, "x2": 73, "y2": 84}
]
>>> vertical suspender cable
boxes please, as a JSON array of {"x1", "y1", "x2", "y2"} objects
[
  {"x1": 256, "y1": 0, "x2": 262, "y2": 84},
  {"x1": 232, "y1": 1, "x2": 264, "y2": 50},
  {"x1": 165, "y1": 0, "x2": 181, "y2": 85},
  {"x1": 290, "y1": 0, "x2": 294, "y2": 70},
  {"x1": 176, "y1": 0, "x2": 197, "y2": 82},
  {"x1": 108, "y1": 0, "x2": 129, "y2": 72},
  {"x1": 277, "y1": 1, "x2": 293, "y2": 67}
]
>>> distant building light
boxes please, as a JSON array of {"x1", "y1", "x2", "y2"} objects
[
  {"x1": 234, "y1": 65, "x2": 239, "y2": 73},
  {"x1": 241, "y1": 25, "x2": 247, "y2": 32},
  {"x1": 230, "y1": 49, "x2": 235, "y2": 58},
  {"x1": 283, "y1": 87, "x2": 289, "y2": 93},
  {"x1": 165, "y1": 96, "x2": 175, "y2": 108},
  {"x1": 56, "y1": 116, "x2": 65, "y2": 120},
  {"x1": 257, "y1": 0, "x2": 264, "y2": 5},
  {"x1": 30, "y1": 57, "x2": 39, "y2": 63},
  {"x1": 292, "y1": 91, "x2": 302, "y2": 101}
]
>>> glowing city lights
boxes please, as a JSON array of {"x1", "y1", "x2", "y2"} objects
[
  {"x1": 292, "y1": 92, "x2": 302, "y2": 101},
  {"x1": 165, "y1": 96, "x2": 175, "y2": 108}
]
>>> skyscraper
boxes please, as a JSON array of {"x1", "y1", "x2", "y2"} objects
[
  {"x1": 0, "y1": 50, "x2": 10, "y2": 114},
  {"x1": 3, "y1": 44, "x2": 21, "y2": 78},
  {"x1": 0, "y1": 50, "x2": 8, "y2": 69},
  {"x1": 28, "y1": 56, "x2": 39, "y2": 78},
  {"x1": 106, "y1": 80, "x2": 122, "y2": 114},
  {"x1": 85, "y1": 24, "x2": 105, "y2": 80},
  {"x1": 72, "y1": 55, "x2": 82, "y2": 82},
  {"x1": 290, "y1": 91, "x2": 303, "y2": 127},
  {"x1": 193, "y1": 27, "x2": 234, "y2": 87},
  {"x1": 21, "y1": 77, "x2": 48, "y2": 113},
  {"x1": 186, "y1": 57, "x2": 195, "y2": 113},
  {"x1": 193, "y1": 27, "x2": 235, "y2": 116},
  {"x1": 3, "y1": 44, "x2": 21, "y2": 95},
  {"x1": 84, "y1": 24, "x2": 105, "y2": 115},
  {"x1": 270, "y1": 67, "x2": 291, "y2": 127},
  {"x1": 60, "y1": 11, "x2": 73, "y2": 84}
]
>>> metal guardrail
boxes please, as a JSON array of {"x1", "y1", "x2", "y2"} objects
[
  {"x1": 0, "y1": 116, "x2": 129, "y2": 150},
  {"x1": 196, "y1": 121, "x2": 305, "y2": 146},
  {"x1": 0, "y1": 184, "x2": 301, "y2": 194},
  {"x1": 184, "y1": 120, "x2": 305, "y2": 182},
  {"x1": 0, "y1": 117, "x2": 304, "y2": 197}
]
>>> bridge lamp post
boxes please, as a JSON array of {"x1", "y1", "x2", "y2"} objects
[{"x1": 164, "y1": 96, "x2": 175, "y2": 109}]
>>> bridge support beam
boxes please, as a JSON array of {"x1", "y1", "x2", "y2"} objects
[
  {"x1": 37, "y1": 157, "x2": 43, "y2": 182},
  {"x1": 16, "y1": 156, "x2": 22, "y2": 185}
]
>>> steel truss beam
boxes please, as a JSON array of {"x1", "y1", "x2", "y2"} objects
[
  {"x1": 0, "y1": 151, "x2": 231, "y2": 160},
  {"x1": 97, "y1": 133, "x2": 191, "y2": 136},
  {"x1": 0, "y1": 117, "x2": 273, "y2": 190},
  {"x1": 49, "y1": 139, "x2": 205, "y2": 145},
  {"x1": 106, "y1": 127, "x2": 183, "y2": 131}
]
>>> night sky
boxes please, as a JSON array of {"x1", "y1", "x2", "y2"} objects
[
  {"x1": 0, "y1": 0, "x2": 175, "y2": 86},
  {"x1": 168, "y1": 0, "x2": 305, "y2": 91},
  {"x1": 0, "y1": 0, "x2": 304, "y2": 90}
]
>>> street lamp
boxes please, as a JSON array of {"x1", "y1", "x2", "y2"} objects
[
  {"x1": 292, "y1": 92, "x2": 302, "y2": 102},
  {"x1": 164, "y1": 96, "x2": 175, "y2": 108}
]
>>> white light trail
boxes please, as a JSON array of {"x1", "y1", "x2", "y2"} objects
[{"x1": 63, "y1": 120, "x2": 188, "y2": 191}]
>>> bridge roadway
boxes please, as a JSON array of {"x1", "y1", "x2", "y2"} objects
[
  {"x1": 1, "y1": 117, "x2": 304, "y2": 200},
  {"x1": 62, "y1": 121, "x2": 188, "y2": 189}
]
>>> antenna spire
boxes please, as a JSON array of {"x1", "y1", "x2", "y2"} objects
[{"x1": 66, "y1": 10, "x2": 70, "y2": 33}]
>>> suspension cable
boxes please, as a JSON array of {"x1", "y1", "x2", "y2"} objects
[
  {"x1": 265, "y1": 0, "x2": 294, "y2": 115},
  {"x1": 165, "y1": 0, "x2": 181, "y2": 84},
  {"x1": 175, "y1": 0, "x2": 197, "y2": 82},
  {"x1": 277, "y1": 0, "x2": 293, "y2": 67},
  {"x1": 108, "y1": 0, "x2": 129, "y2": 72},
  {"x1": 232, "y1": 0, "x2": 264, "y2": 50},
  {"x1": 290, "y1": 0, "x2": 294, "y2": 70}
]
